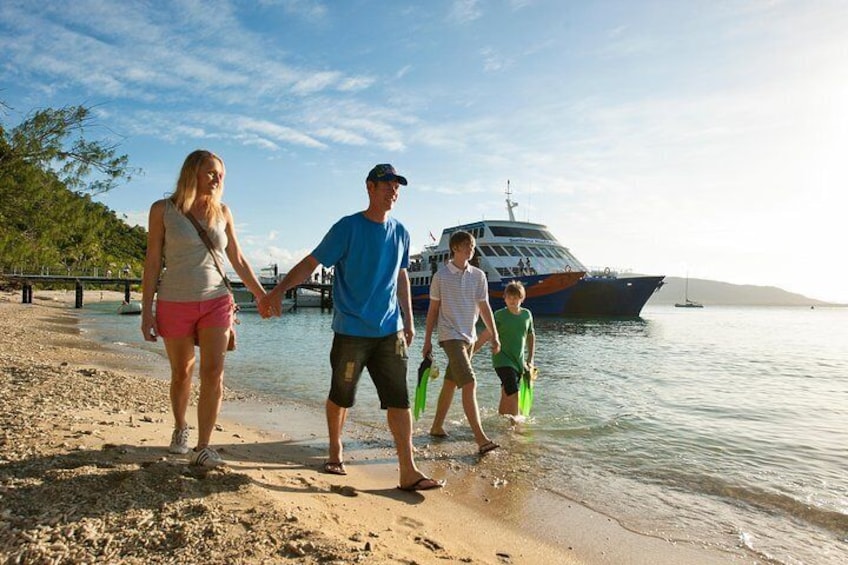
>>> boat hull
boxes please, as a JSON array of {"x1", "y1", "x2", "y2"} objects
[
  {"x1": 561, "y1": 275, "x2": 665, "y2": 317},
  {"x1": 411, "y1": 272, "x2": 663, "y2": 317},
  {"x1": 117, "y1": 301, "x2": 142, "y2": 315}
]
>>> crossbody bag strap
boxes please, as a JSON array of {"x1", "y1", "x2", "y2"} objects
[{"x1": 183, "y1": 211, "x2": 234, "y2": 294}]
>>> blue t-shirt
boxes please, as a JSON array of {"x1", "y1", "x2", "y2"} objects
[{"x1": 312, "y1": 212, "x2": 410, "y2": 337}]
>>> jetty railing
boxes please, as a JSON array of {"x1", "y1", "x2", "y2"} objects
[{"x1": 2, "y1": 273, "x2": 333, "y2": 310}]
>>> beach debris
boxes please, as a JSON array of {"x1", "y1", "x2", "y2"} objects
[
  {"x1": 414, "y1": 535, "x2": 444, "y2": 551},
  {"x1": 330, "y1": 484, "x2": 358, "y2": 497}
]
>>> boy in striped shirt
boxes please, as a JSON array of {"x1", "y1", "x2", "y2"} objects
[{"x1": 422, "y1": 230, "x2": 501, "y2": 455}]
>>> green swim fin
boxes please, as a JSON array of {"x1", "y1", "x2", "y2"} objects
[
  {"x1": 414, "y1": 357, "x2": 432, "y2": 420},
  {"x1": 518, "y1": 367, "x2": 536, "y2": 417}
]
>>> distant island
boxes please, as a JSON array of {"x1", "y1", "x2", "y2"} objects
[{"x1": 643, "y1": 276, "x2": 845, "y2": 307}]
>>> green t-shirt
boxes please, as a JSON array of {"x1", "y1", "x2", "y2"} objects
[{"x1": 491, "y1": 307, "x2": 534, "y2": 372}]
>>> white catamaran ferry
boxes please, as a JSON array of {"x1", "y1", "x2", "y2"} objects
[{"x1": 408, "y1": 186, "x2": 664, "y2": 317}]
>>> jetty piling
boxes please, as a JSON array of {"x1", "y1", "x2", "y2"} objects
[{"x1": 3, "y1": 275, "x2": 143, "y2": 308}]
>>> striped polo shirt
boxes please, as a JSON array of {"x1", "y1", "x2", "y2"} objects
[{"x1": 430, "y1": 261, "x2": 489, "y2": 344}]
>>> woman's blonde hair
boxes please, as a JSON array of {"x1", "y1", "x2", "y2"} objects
[{"x1": 169, "y1": 150, "x2": 226, "y2": 225}]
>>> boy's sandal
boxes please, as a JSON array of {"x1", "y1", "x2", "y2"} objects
[
  {"x1": 397, "y1": 477, "x2": 445, "y2": 492},
  {"x1": 478, "y1": 441, "x2": 500, "y2": 455}
]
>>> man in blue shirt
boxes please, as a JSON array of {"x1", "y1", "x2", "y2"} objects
[{"x1": 262, "y1": 164, "x2": 443, "y2": 492}]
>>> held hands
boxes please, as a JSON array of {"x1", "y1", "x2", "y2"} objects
[
  {"x1": 258, "y1": 290, "x2": 282, "y2": 318},
  {"x1": 490, "y1": 335, "x2": 501, "y2": 355}
]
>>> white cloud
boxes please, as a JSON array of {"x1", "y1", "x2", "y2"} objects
[
  {"x1": 233, "y1": 117, "x2": 327, "y2": 149},
  {"x1": 448, "y1": 0, "x2": 482, "y2": 24},
  {"x1": 292, "y1": 71, "x2": 343, "y2": 95},
  {"x1": 479, "y1": 47, "x2": 509, "y2": 72},
  {"x1": 313, "y1": 127, "x2": 368, "y2": 146}
]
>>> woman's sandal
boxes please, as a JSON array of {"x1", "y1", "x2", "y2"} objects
[{"x1": 323, "y1": 461, "x2": 347, "y2": 475}]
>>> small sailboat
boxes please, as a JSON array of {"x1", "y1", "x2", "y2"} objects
[{"x1": 675, "y1": 274, "x2": 703, "y2": 308}]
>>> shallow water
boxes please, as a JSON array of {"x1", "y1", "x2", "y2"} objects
[{"x1": 81, "y1": 302, "x2": 848, "y2": 564}]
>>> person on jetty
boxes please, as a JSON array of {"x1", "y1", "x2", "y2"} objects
[
  {"x1": 423, "y1": 230, "x2": 501, "y2": 455},
  {"x1": 475, "y1": 280, "x2": 535, "y2": 417},
  {"x1": 141, "y1": 150, "x2": 266, "y2": 468},
  {"x1": 260, "y1": 164, "x2": 443, "y2": 492}
]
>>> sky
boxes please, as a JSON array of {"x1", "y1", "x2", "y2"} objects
[{"x1": 2, "y1": 0, "x2": 846, "y2": 303}]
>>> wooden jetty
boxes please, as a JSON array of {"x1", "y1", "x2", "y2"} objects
[
  {"x1": 2, "y1": 273, "x2": 333, "y2": 310},
  {"x1": 4, "y1": 274, "x2": 141, "y2": 307}
]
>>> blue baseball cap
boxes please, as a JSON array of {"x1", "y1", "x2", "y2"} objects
[{"x1": 367, "y1": 163, "x2": 408, "y2": 186}]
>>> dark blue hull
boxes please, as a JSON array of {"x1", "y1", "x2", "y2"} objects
[
  {"x1": 412, "y1": 274, "x2": 664, "y2": 318},
  {"x1": 558, "y1": 275, "x2": 665, "y2": 317}
]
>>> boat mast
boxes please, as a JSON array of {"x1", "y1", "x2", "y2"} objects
[{"x1": 505, "y1": 180, "x2": 518, "y2": 222}]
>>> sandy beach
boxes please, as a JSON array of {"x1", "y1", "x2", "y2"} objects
[{"x1": 0, "y1": 290, "x2": 745, "y2": 564}]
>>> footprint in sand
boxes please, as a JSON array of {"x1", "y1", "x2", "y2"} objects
[{"x1": 396, "y1": 515, "x2": 424, "y2": 529}]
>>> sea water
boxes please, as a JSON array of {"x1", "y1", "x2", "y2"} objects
[{"x1": 79, "y1": 302, "x2": 848, "y2": 564}]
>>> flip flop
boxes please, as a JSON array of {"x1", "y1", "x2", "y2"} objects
[
  {"x1": 429, "y1": 431, "x2": 449, "y2": 438},
  {"x1": 323, "y1": 461, "x2": 347, "y2": 475},
  {"x1": 397, "y1": 477, "x2": 445, "y2": 492},
  {"x1": 478, "y1": 441, "x2": 500, "y2": 455}
]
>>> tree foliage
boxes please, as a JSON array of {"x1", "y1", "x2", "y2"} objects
[
  {"x1": 0, "y1": 104, "x2": 137, "y2": 194},
  {"x1": 0, "y1": 103, "x2": 146, "y2": 275}
]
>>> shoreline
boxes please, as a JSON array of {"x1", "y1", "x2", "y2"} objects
[{"x1": 0, "y1": 291, "x2": 745, "y2": 563}]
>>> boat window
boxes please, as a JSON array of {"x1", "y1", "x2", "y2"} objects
[
  {"x1": 491, "y1": 245, "x2": 510, "y2": 257},
  {"x1": 503, "y1": 245, "x2": 521, "y2": 256},
  {"x1": 517, "y1": 246, "x2": 532, "y2": 256},
  {"x1": 539, "y1": 247, "x2": 555, "y2": 258},
  {"x1": 478, "y1": 245, "x2": 495, "y2": 257},
  {"x1": 489, "y1": 226, "x2": 556, "y2": 240},
  {"x1": 528, "y1": 247, "x2": 545, "y2": 257}
]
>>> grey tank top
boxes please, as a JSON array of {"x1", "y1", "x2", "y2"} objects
[{"x1": 156, "y1": 199, "x2": 230, "y2": 302}]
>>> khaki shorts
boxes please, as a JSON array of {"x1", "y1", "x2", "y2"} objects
[{"x1": 440, "y1": 339, "x2": 475, "y2": 387}]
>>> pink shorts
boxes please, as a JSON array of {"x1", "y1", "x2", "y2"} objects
[{"x1": 156, "y1": 294, "x2": 233, "y2": 339}]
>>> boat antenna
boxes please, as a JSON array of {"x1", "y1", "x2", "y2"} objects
[{"x1": 505, "y1": 179, "x2": 518, "y2": 222}]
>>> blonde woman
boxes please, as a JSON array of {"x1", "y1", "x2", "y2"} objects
[{"x1": 141, "y1": 150, "x2": 266, "y2": 467}]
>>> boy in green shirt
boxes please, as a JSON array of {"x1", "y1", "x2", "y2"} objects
[{"x1": 476, "y1": 281, "x2": 535, "y2": 416}]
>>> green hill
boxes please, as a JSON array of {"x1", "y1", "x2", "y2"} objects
[
  {"x1": 1, "y1": 104, "x2": 144, "y2": 279},
  {"x1": 646, "y1": 277, "x2": 842, "y2": 307},
  {"x1": 0, "y1": 168, "x2": 146, "y2": 277}
]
